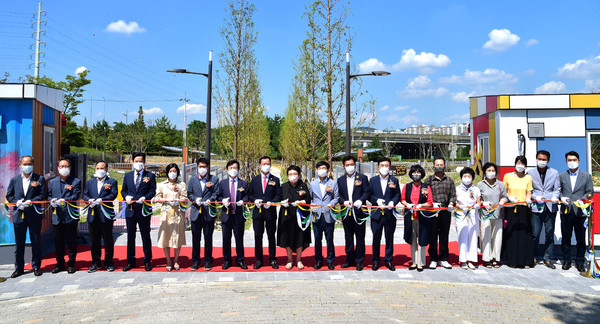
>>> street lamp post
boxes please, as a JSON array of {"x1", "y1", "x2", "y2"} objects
[
  {"x1": 180, "y1": 93, "x2": 189, "y2": 147},
  {"x1": 167, "y1": 50, "x2": 213, "y2": 162},
  {"x1": 345, "y1": 52, "x2": 391, "y2": 156}
]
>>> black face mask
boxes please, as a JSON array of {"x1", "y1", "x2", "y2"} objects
[
  {"x1": 434, "y1": 166, "x2": 444, "y2": 173},
  {"x1": 411, "y1": 174, "x2": 422, "y2": 182}
]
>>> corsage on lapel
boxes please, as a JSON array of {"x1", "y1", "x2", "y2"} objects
[
  {"x1": 206, "y1": 182, "x2": 213, "y2": 188},
  {"x1": 326, "y1": 185, "x2": 333, "y2": 193},
  {"x1": 65, "y1": 184, "x2": 73, "y2": 191},
  {"x1": 143, "y1": 176, "x2": 150, "y2": 183},
  {"x1": 104, "y1": 183, "x2": 112, "y2": 190},
  {"x1": 268, "y1": 180, "x2": 276, "y2": 186},
  {"x1": 421, "y1": 187, "x2": 429, "y2": 196},
  {"x1": 354, "y1": 179, "x2": 362, "y2": 186},
  {"x1": 173, "y1": 184, "x2": 179, "y2": 192},
  {"x1": 31, "y1": 180, "x2": 40, "y2": 188},
  {"x1": 388, "y1": 182, "x2": 396, "y2": 189},
  {"x1": 298, "y1": 190, "x2": 306, "y2": 197},
  {"x1": 237, "y1": 187, "x2": 245, "y2": 192}
]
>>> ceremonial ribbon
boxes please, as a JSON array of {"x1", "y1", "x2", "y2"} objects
[
  {"x1": 329, "y1": 205, "x2": 350, "y2": 222},
  {"x1": 296, "y1": 207, "x2": 313, "y2": 231}
]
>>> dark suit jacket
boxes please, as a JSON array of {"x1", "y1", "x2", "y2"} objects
[
  {"x1": 83, "y1": 176, "x2": 119, "y2": 223},
  {"x1": 248, "y1": 173, "x2": 282, "y2": 221},
  {"x1": 6, "y1": 173, "x2": 46, "y2": 224},
  {"x1": 217, "y1": 177, "x2": 249, "y2": 223},
  {"x1": 48, "y1": 176, "x2": 82, "y2": 225},
  {"x1": 369, "y1": 175, "x2": 401, "y2": 220},
  {"x1": 337, "y1": 172, "x2": 371, "y2": 218},
  {"x1": 187, "y1": 174, "x2": 220, "y2": 222},
  {"x1": 120, "y1": 170, "x2": 156, "y2": 218},
  {"x1": 559, "y1": 169, "x2": 594, "y2": 217}
]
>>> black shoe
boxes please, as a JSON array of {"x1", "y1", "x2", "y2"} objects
[
  {"x1": 576, "y1": 264, "x2": 586, "y2": 272},
  {"x1": 327, "y1": 262, "x2": 335, "y2": 270},
  {"x1": 106, "y1": 265, "x2": 115, "y2": 272},
  {"x1": 385, "y1": 262, "x2": 396, "y2": 271},
  {"x1": 544, "y1": 261, "x2": 556, "y2": 270},
  {"x1": 222, "y1": 261, "x2": 231, "y2": 270},
  {"x1": 341, "y1": 262, "x2": 355, "y2": 269},
  {"x1": 254, "y1": 261, "x2": 263, "y2": 269},
  {"x1": 562, "y1": 262, "x2": 571, "y2": 270},
  {"x1": 356, "y1": 263, "x2": 363, "y2": 271},
  {"x1": 191, "y1": 263, "x2": 200, "y2": 271},
  {"x1": 204, "y1": 263, "x2": 212, "y2": 271},
  {"x1": 239, "y1": 262, "x2": 248, "y2": 270},
  {"x1": 270, "y1": 260, "x2": 279, "y2": 269},
  {"x1": 145, "y1": 263, "x2": 152, "y2": 271},
  {"x1": 314, "y1": 261, "x2": 322, "y2": 270},
  {"x1": 10, "y1": 269, "x2": 24, "y2": 278},
  {"x1": 52, "y1": 265, "x2": 66, "y2": 274},
  {"x1": 123, "y1": 263, "x2": 135, "y2": 272},
  {"x1": 88, "y1": 264, "x2": 99, "y2": 273},
  {"x1": 372, "y1": 262, "x2": 379, "y2": 271},
  {"x1": 33, "y1": 268, "x2": 43, "y2": 276},
  {"x1": 67, "y1": 266, "x2": 76, "y2": 274},
  {"x1": 417, "y1": 266, "x2": 424, "y2": 272}
]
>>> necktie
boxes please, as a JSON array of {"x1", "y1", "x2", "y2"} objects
[
  {"x1": 263, "y1": 175, "x2": 267, "y2": 193},
  {"x1": 135, "y1": 172, "x2": 141, "y2": 190},
  {"x1": 230, "y1": 179, "x2": 236, "y2": 212}
]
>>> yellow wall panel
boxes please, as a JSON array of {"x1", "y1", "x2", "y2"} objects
[
  {"x1": 570, "y1": 94, "x2": 600, "y2": 108},
  {"x1": 470, "y1": 97, "x2": 478, "y2": 118},
  {"x1": 488, "y1": 113, "x2": 496, "y2": 164},
  {"x1": 498, "y1": 95, "x2": 510, "y2": 109}
]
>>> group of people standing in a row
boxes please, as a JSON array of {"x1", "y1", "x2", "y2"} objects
[{"x1": 5, "y1": 149, "x2": 592, "y2": 278}]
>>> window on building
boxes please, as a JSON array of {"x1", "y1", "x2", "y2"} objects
[{"x1": 43, "y1": 126, "x2": 56, "y2": 177}]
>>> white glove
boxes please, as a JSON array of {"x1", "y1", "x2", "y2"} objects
[
  {"x1": 169, "y1": 201, "x2": 177, "y2": 207},
  {"x1": 195, "y1": 197, "x2": 202, "y2": 205},
  {"x1": 282, "y1": 199, "x2": 289, "y2": 208},
  {"x1": 433, "y1": 202, "x2": 440, "y2": 208},
  {"x1": 25, "y1": 200, "x2": 32, "y2": 205},
  {"x1": 396, "y1": 202, "x2": 404, "y2": 209},
  {"x1": 202, "y1": 200, "x2": 209, "y2": 206},
  {"x1": 376, "y1": 199, "x2": 385, "y2": 207},
  {"x1": 254, "y1": 199, "x2": 263, "y2": 208},
  {"x1": 405, "y1": 203, "x2": 414, "y2": 209},
  {"x1": 136, "y1": 196, "x2": 145, "y2": 204},
  {"x1": 291, "y1": 201, "x2": 297, "y2": 207},
  {"x1": 498, "y1": 200, "x2": 505, "y2": 206},
  {"x1": 344, "y1": 201, "x2": 350, "y2": 206},
  {"x1": 508, "y1": 196, "x2": 518, "y2": 203},
  {"x1": 50, "y1": 198, "x2": 58, "y2": 208},
  {"x1": 16, "y1": 199, "x2": 24, "y2": 208},
  {"x1": 222, "y1": 197, "x2": 230, "y2": 208},
  {"x1": 525, "y1": 198, "x2": 532, "y2": 204},
  {"x1": 95, "y1": 198, "x2": 102, "y2": 207},
  {"x1": 473, "y1": 204, "x2": 480, "y2": 210},
  {"x1": 415, "y1": 204, "x2": 423, "y2": 210},
  {"x1": 561, "y1": 197, "x2": 570, "y2": 203},
  {"x1": 126, "y1": 196, "x2": 133, "y2": 204},
  {"x1": 459, "y1": 204, "x2": 468, "y2": 210},
  {"x1": 388, "y1": 201, "x2": 394, "y2": 208},
  {"x1": 447, "y1": 205, "x2": 455, "y2": 210},
  {"x1": 482, "y1": 201, "x2": 490, "y2": 207},
  {"x1": 353, "y1": 200, "x2": 362, "y2": 208},
  {"x1": 59, "y1": 198, "x2": 65, "y2": 206},
  {"x1": 535, "y1": 196, "x2": 544, "y2": 203},
  {"x1": 264, "y1": 201, "x2": 271, "y2": 209},
  {"x1": 236, "y1": 200, "x2": 244, "y2": 206},
  {"x1": 327, "y1": 203, "x2": 333, "y2": 208},
  {"x1": 551, "y1": 197, "x2": 559, "y2": 203},
  {"x1": 150, "y1": 197, "x2": 158, "y2": 204}
]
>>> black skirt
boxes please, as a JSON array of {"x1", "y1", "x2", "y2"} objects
[
  {"x1": 502, "y1": 205, "x2": 534, "y2": 267},
  {"x1": 277, "y1": 207, "x2": 311, "y2": 251}
]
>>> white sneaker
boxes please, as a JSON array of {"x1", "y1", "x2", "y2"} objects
[
  {"x1": 428, "y1": 261, "x2": 437, "y2": 269},
  {"x1": 440, "y1": 261, "x2": 452, "y2": 269}
]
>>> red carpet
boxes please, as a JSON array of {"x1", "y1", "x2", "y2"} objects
[{"x1": 26, "y1": 242, "x2": 468, "y2": 272}]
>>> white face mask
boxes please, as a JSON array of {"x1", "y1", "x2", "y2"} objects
[
  {"x1": 168, "y1": 172, "x2": 178, "y2": 180},
  {"x1": 345, "y1": 165, "x2": 355, "y2": 175},
  {"x1": 21, "y1": 165, "x2": 33, "y2": 174},
  {"x1": 58, "y1": 167, "x2": 71, "y2": 177},
  {"x1": 462, "y1": 177, "x2": 472, "y2": 186},
  {"x1": 288, "y1": 175, "x2": 298, "y2": 183},
  {"x1": 228, "y1": 169, "x2": 239, "y2": 178},
  {"x1": 95, "y1": 169, "x2": 107, "y2": 178},
  {"x1": 568, "y1": 161, "x2": 579, "y2": 170},
  {"x1": 515, "y1": 165, "x2": 526, "y2": 172},
  {"x1": 133, "y1": 162, "x2": 144, "y2": 171},
  {"x1": 261, "y1": 164, "x2": 271, "y2": 173},
  {"x1": 485, "y1": 172, "x2": 496, "y2": 179},
  {"x1": 537, "y1": 160, "x2": 548, "y2": 168},
  {"x1": 317, "y1": 169, "x2": 328, "y2": 178},
  {"x1": 198, "y1": 167, "x2": 208, "y2": 176},
  {"x1": 379, "y1": 167, "x2": 390, "y2": 176}
]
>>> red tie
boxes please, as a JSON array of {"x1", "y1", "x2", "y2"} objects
[{"x1": 263, "y1": 175, "x2": 267, "y2": 192}]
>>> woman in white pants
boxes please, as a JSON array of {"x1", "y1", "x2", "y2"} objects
[
  {"x1": 476, "y1": 162, "x2": 508, "y2": 268},
  {"x1": 454, "y1": 167, "x2": 481, "y2": 270}
]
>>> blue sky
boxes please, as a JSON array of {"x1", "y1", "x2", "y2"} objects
[{"x1": 2, "y1": 0, "x2": 600, "y2": 131}]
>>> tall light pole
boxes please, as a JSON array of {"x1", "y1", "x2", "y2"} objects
[
  {"x1": 180, "y1": 93, "x2": 189, "y2": 147},
  {"x1": 345, "y1": 52, "x2": 391, "y2": 156},
  {"x1": 103, "y1": 96, "x2": 106, "y2": 160},
  {"x1": 167, "y1": 50, "x2": 213, "y2": 161}
]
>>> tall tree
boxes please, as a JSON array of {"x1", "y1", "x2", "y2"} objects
[{"x1": 127, "y1": 106, "x2": 153, "y2": 153}]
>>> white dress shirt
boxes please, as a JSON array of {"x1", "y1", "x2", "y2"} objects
[
  {"x1": 319, "y1": 178, "x2": 328, "y2": 197},
  {"x1": 346, "y1": 173, "x2": 355, "y2": 202},
  {"x1": 97, "y1": 177, "x2": 105, "y2": 194},
  {"x1": 569, "y1": 169, "x2": 578, "y2": 192},
  {"x1": 380, "y1": 175, "x2": 388, "y2": 195},
  {"x1": 21, "y1": 172, "x2": 32, "y2": 194}
]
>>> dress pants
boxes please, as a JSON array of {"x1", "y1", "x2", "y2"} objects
[
  {"x1": 222, "y1": 216, "x2": 245, "y2": 264},
  {"x1": 53, "y1": 222, "x2": 78, "y2": 267},
  {"x1": 561, "y1": 211, "x2": 586, "y2": 266},
  {"x1": 13, "y1": 217, "x2": 42, "y2": 271},
  {"x1": 371, "y1": 211, "x2": 397, "y2": 263},
  {"x1": 191, "y1": 217, "x2": 215, "y2": 264},
  {"x1": 126, "y1": 214, "x2": 152, "y2": 264},
  {"x1": 456, "y1": 210, "x2": 479, "y2": 263},
  {"x1": 313, "y1": 216, "x2": 335, "y2": 263},
  {"x1": 532, "y1": 209, "x2": 556, "y2": 261},
  {"x1": 480, "y1": 218, "x2": 503, "y2": 262},
  {"x1": 342, "y1": 213, "x2": 366, "y2": 264},
  {"x1": 428, "y1": 210, "x2": 451, "y2": 262},
  {"x1": 253, "y1": 218, "x2": 277, "y2": 263},
  {"x1": 89, "y1": 216, "x2": 114, "y2": 267},
  {"x1": 411, "y1": 219, "x2": 426, "y2": 266}
]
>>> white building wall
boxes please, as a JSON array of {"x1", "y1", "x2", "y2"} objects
[{"x1": 496, "y1": 110, "x2": 537, "y2": 166}]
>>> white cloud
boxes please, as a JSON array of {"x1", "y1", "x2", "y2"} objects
[
  {"x1": 444, "y1": 113, "x2": 470, "y2": 121},
  {"x1": 357, "y1": 49, "x2": 450, "y2": 74},
  {"x1": 439, "y1": 68, "x2": 518, "y2": 85},
  {"x1": 177, "y1": 103, "x2": 206, "y2": 115},
  {"x1": 394, "y1": 105, "x2": 410, "y2": 111},
  {"x1": 523, "y1": 69, "x2": 536, "y2": 76},
  {"x1": 557, "y1": 55, "x2": 600, "y2": 79},
  {"x1": 96, "y1": 112, "x2": 103, "y2": 117},
  {"x1": 526, "y1": 39, "x2": 539, "y2": 46},
  {"x1": 106, "y1": 20, "x2": 146, "y2": 35},
  {"x1": 482, "y1": 29, "x2": 520, "y2": 51},
  {"x1": 143, "y1": 107, "x2": 163, "y2": 115},
  {"x1": 535, "y1": 81, "x2": 566, "y2": 94},
  {"x1": 399, "y1": 75, "x2": 448, "y2": 98},
  {"x1": 410, "y1": 109, "x2": 418, "y2": 114},
  {"x1": 387, "y1": 114, "x2": 419, "y2": 125},
  {"x1": 75, "y1": 66, "x2": 87, "y2": 75},
  {"x1": 451, "y1": 91, "x2": 476, "y2": 103},
  {"x1": 357, "y1": 58, "x2": 387, "y2": 73},
  {"x1": 380, "y1": 105, "x2": 390, "y2": 111},
  {"x1": 407, "y1": 75, "x2": 432, "y2": 88}
]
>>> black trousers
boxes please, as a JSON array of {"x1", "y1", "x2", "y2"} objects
[
  {"x1": 53, "y1": 222, "x2": 78, "y2": 267},
  {"x1": 371, "y1": 211, "x2": 397, "y2": 263},
  {"x1": 428, "y1": 210, "x2": 451, "y2": 262},
  {"x1": 561, "y1": 211, "x2": 586, "y2": 266},
  {"x1": 126, "y1": 214, "x2": 152, "y2": 264},
  {"x1": 342, "y1": 213, "x2": 366, "y2": 264},
  {"x1": 222, "y1": 216, "x2": 245, "y2": 263},
  {"x1": 253, "y1": 217, "x2": 277, "y2": 263},
  {"x1": 313, "y1": 216, "x2": 335, "y2": 263},
  {"x1": 13, "y1": 217, "x2": 42, "y2": 271},
  {"x1": 191, "y1": 217, "x2": 215, "y2": 264},
  {"x1": 89, "y1": 217, "x2": 114, "y2": 267}
]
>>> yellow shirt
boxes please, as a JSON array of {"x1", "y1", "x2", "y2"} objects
[{"x1": 502, "y1": 172, "x2": 532, "y2": 202}]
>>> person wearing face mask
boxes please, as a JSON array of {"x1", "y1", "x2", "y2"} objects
[
  {"x1": 337, "y1": 155, "x2": 371, "y2": 271},
  {"x1": 528, "y1": 150, "x2": 561, "y2": 269},
  {"x1": 309, "y1": 161, "x2": 339, "y2": 270},
  {"x1": 277, "y1": 165, "x2": 312, "y2": 270},
  {"x1": 83, "y1": 161, "x2": 118, "y2": 272},
  {"x1": 47, "y1": 157, "x2": 81, "y2": 274},
  {"x1": 454, "y1": 167, "x2": 481, "y2": 270},
  {"x1": 369, "y1": 157, "x2": 401, "y2": 271},
  {"x1": 6, "y1": 155, "x2": 46, "y2": 278},
  {"x1": 121, "y1": 152, "x2": 156, "y2": 272},
  {"x1": 153, "y1": 163, "x2": 188, "y2": 271},
  {"x1": 217, "y1": 160, "x2": 249, "y2": 270},
  {"x1": 187, "y1": 157, "x2": 220, "y2": 271},
  {"x1": 248, "y1": 156, "x2": 282, "y2": 269},
  {"x1": 424, "y1": 157, "x2": 456, "y2": 270},
  {"x1": 401, "y1": 164, "x2": 433, "y2": 272},
  {"x1": 559, "y1": 151, "x2": 593, "y2": 272},
  {"x1": 502, "y1": 155, "x2": 534, "y2": 268},
  {"x1": 476, "y1": 162, "x2": 508, "y2": 268}
]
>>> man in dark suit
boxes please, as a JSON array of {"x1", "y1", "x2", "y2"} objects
[
  {"x1": 217, "y1": 159, "x2": 249, "y2": 270},
  {"x1": 187, "y1": 157, "x2": 220, "y2": 271},
  {"x1": 369, "y1": 157, "x2": 401, "y2": 271},
  {"x1": 83, "y1": 160, "x2": 118, "y2": 272},
  {"x1": 48, "y1": 157, "x2": 82, "y2": 274},
  {"x1": 559, "y1": 151, "x2": 594, "y2": 272},
  {"x1": 337, "y1": 155, "x2": 371, "y2": 271},
  {"x1": 248, "y1": 156, "x2": 282, "y2": 269},
  {"x1": 121, "y1": 152, "x2": 156, "y2": 271},
  {"x1": 6, "y1": 155, "x2": 45, "y2": 278}
]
